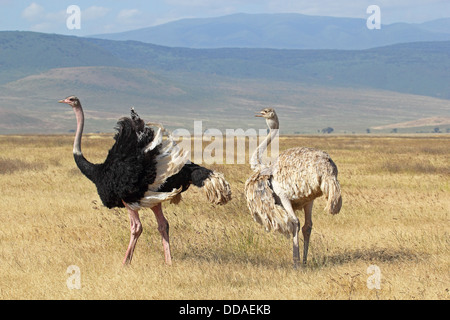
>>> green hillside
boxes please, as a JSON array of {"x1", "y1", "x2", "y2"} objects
[
  {"x1": 1, "y1": 31, "x2": 449, "y2": 99},
  {"x1": 0, "y1": 31, "x2": 449, "y2": 134},
  {"x1": 0, "y1": 31, "x2": 127, "y2": 84},
  {"x1": 85, "y1": 37, "x2": 450, "y2": 99}
]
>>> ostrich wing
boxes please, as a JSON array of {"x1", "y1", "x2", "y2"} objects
[{"x1": 245, "y1": 170, "x2": 297, "y2": 237}]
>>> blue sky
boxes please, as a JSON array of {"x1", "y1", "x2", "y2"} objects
[{"x1": 0, "y1": 0, "x2": 449, "y2": 35}]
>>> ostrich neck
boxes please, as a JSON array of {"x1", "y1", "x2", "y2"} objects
[
  {"x1": 73, "y1": 105, "x2": 84, "y2": 155},
  {"x1": 72, "y1": 105, "x2": 97, "y2": 182},
  {"x1": 250, "y1": 121, "x2": 279, "y2": 171}
]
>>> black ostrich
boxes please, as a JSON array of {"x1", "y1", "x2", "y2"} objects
[{"x1": 59, "y1": 96, "x2": 231, "y2": 265}]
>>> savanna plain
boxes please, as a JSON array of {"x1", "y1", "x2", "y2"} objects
[{"x1": 0, "y1": 134, "x2": 448, "y2": 300}]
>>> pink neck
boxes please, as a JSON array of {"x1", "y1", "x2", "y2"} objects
[{"x1": 73, "y1": 106, "x2": 84, "y2": 155}]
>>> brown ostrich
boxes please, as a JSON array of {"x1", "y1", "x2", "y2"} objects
[{"x1": 245, "y1": 108, "x2": 342, "y2": 268}]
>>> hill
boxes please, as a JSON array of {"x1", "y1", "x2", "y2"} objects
[
  {"x1": 1, "y1": 66, "x2": 449, "y2": 135},
  {"x1": 89, "y1": 13, "x2": 450, "y2": 50},
  {"x1": 419, "y1": 18, "x2": 450, "y2": 34},
  {"x1": 0, "y1": 31, "x2": 128, "y2": 84},
  {"x1": 372, "y1": 117, "x2": 450, "y2": 130},
  {"x1": 0, "y1": 31, "x2": 449, "y2": 134},
  {"x1": 1, "y1": 31, "x2": 449, "y2": 99},
  {"x1": 86, "y1": 38, "x2": 450, "y2": 99}
]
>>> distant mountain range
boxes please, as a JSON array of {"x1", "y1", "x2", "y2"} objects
[
  {"x1": 0, "y1": 29, "x2": 449, "y2": 134},
  {"x1": 89, "y1": 13, "x2": 450, "y2": 50}
]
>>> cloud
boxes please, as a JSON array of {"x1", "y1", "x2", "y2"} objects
[
  {"x1": 117, "y1": 9, "x2": 141, "y2": 23},
  {"x1": 116, "y1": 8, "x2": 146, "y2": 27},
  {"x1": 22, "y1": 3, "x2": 66, "y2": 32},
  {"x1": 22, "y1": 2, "x2": 45, "y2": 21}
]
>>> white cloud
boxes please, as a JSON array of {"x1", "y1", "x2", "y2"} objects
[
  {"x1": 22, "y1": 2, "x2": 45, "y2": 21},
  {"x1": 117, "y1": 9, "x2": 141, "y2": 24},
  {"x1": 115, "y1": 8, "x2": 149, "y2": 29},
  {"x1": 21, "y1": 4, "x2": 75, "y2": 33}
]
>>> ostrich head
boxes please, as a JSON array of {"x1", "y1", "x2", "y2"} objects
[
  {"x1": 255, "y1": 108, "x2": 279, "y2": 130},
  {"x1": 58, "y1": 96, "x2": 81, "y2": 108}
]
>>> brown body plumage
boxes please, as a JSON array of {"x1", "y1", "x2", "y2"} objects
[{"x1": 245, "y1": 108, "x2": 342, "y2": 267}]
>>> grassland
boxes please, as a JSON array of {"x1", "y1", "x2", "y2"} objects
[{"x1": 0, "y1": 134, "x2": 448, "y2": 300}]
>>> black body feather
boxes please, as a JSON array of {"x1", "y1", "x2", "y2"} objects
[
  {"x1": 75, "y1": 113, "x2": 159, "y2": 208},
  {"x1": 157, "y1": 163, "x2": 213, "y2": 193},
  {"x1": 75, "y1": 109, "x2": 216, "y2": 209}
]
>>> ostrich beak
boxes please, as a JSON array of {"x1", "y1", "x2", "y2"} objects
[
  {"x1": 58, "y1": 99, "x2": 71, "y2": 105},
  {"x1": 255, "y1": 112, "x2": 264, "y2": 117}
]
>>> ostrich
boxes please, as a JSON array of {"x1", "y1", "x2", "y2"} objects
[
  {"x1": 59, "y1": 96, "x2": 231, "y2": 265},
  {"x1": 245, "y1": 108, "x2": 342, "y2": 268}
]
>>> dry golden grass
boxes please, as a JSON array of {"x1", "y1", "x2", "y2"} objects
[{"x1": 0, "y1": 134, "x2": 448, "y2": 300}]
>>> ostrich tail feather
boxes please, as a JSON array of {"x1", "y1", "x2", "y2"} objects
[
  {"x1": 201, "y1": 171, "x2": 232, "y2": 205},
  {"x1": 321, "y1": 176, "x2": 342, "y2": 215}
]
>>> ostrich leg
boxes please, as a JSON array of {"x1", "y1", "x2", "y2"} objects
[
  {"x1": 122, "y1": 202, "x2": 143, "y2": 265},
  {"x1": 278, "y1": 196, "x2": 301, "y2": 268},
  {"x1": 152, "y1": 203, "x2": 172, "y2": 265},
  {"x1": 302, "y1": 201, "x2": 314, "y2": 265}
]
